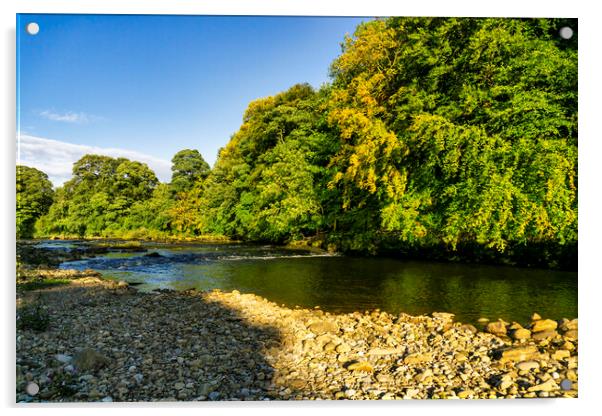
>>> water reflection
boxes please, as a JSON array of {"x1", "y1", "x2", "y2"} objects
[{"x1": 55, "y1": 241, "x2": 577, "y2": 325}]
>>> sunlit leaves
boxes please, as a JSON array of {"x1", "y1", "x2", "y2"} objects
[{"x1": 16, "y1": 166, "x2": 54, "y2": 238}]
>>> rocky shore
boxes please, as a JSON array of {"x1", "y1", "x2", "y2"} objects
[{"x1": 16, "y1": 270, "x2": 578, "y2": 402}]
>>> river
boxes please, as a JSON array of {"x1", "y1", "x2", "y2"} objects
[{"x1": 41, "y1": 240, "x2": 577, "y2": 326}]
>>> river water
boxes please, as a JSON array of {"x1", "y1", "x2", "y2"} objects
[{"x1": 46, "y1": 240, "x2": 577, "y2": 325}]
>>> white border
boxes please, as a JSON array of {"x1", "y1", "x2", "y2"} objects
[{"x1": 2, "y1": 1, "x2": 600, "y2": 416}]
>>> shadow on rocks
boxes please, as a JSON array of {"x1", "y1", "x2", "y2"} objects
[{"x1": 16, "y1": 284, "x2": 283, "y2": 402}]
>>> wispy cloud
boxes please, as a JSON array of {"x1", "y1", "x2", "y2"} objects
[
  {"x1": 38, "y1": 110, "x2": 103, "y2": 124},
  {"x1": 17, "y1": 134, "x2": 171, "y2": 187}
]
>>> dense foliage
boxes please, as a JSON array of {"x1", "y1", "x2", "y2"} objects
[
  {"x1": 170, "y1": 149, "x2": 211, "y2": 194},
  {"x1": 325, "y1": 17, "x2": 577, "y2": 256},
  {"x1": 24, "y1": 17, "x2": 577, "y2": 268},
  {"x1": 16, "y1": 166, "x2": 54, "y2": 238},
  {"x1": 35, "y1": 155, "x2": 160, "y2": 237}
]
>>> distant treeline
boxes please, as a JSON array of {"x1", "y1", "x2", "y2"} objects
[{"x1": 17, "y1": 17, "x2": 577, "y2": 269}]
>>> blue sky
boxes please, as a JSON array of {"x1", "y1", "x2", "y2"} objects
[{"x1": 16, "y1": 14, "x2": 368, "y2": 185}]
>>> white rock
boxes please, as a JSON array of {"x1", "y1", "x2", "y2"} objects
[{"x1": 55, "y1": 354, "x2": 72, "y2": 364}]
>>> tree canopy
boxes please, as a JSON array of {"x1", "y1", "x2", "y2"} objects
[
  {"x1": 36, "y1": 155, "x2": 159, "y2": 237},
  {"x1": 16, "y1": 165, "x2": 54, "y2": 239},
  {"x1": 325, "y1": 17, "x2": 577, "y2": 254},
  {"x1": 170, "y1": 149, "x2": 211, "y2": 194}
]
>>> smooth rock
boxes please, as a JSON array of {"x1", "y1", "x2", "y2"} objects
[
  {"x1": 432, "y1": 312, "x2": 455, "y2": 321},
  {"x1": 308, "y1": 320, "x2": 338, "y2": 334},
  {"x1": 486, "y1": 321, "x2": 507, "y2": 336},
  {"x1": 55, "y1": 354, "x2": 72, "y2": 364},
  {"x1": 404, "y1": 352, "x2": 433, "y2": 365},
  {"x1": 460, "y1": 324, "x2": 478, "y2": 334},
  {"x1": 552, "y1": 350, "x2": 570, "y2": 361},
  {"x1": 532, "y1": 319, "x2": 558, "y2": 333},
  {"x1": 335, "y1": 343, "x2": 351, "y2": 354},
  {"x1": 346, "y1": 361, "x2": 374, "y2": 372},
  {"x1": 511, "y1": 328, "x2": 531, "y2": 341},
  {"x1": 532, "y1": 330, "x2": 558, "y2": 341},
  {"x1": 560, "y1": 319, "x2": 578, "y2": 332},
  {"x1": 496, "y1": 345, "x2": 538, "y2": 363},
  {"x1": 367, "y1": 347, "x2": 403, "y2": 356},
  {"x1": 515, "y1": 361, "x2": 540, "y2": 372},
  {"x1": 458, "y1": 390, "x2": 473, "y2": 399},
  {"x1": 528, "y1": 379, "x2": 559, "y2": 392}
]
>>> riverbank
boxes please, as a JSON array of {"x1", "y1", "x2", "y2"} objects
[{"x1": 16, "y1": 269, "x2": 578, "y2": 402}]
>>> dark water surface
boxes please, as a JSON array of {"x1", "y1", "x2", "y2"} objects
[{"x1": 49, "y1": 240, "x2": 577, "y2": 325}]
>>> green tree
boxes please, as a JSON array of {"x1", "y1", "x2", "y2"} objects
[
  {"x1": 36, "y1": 155, "x2": 158, "y2": 237},
  {"x1": 16, "y1": 165, "x2": 54, "y2": 238},
  {"x1": 201, "y1": 84, "x2": 330, "y2": 242},
  {"x1": 326, "y1": 17, "x2": 577, "y2": 253},
  {"x1": 170, "y1": 149, "x2": 211, "y2": 193}
]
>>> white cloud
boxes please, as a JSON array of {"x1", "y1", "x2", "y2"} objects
[
  {"x1": 38, "y1": 110, "x2": 103, "y2": 124},
  {"x1": 17, "y1": 134, "x2": 172, "y2": 187}
]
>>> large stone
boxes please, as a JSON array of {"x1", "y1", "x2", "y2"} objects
[
  {"x1": 457, "y1": 390, "x2": 474, "y2": 399},
  {"x1": 486, "y1": 321, "x2": 507, "y2": 336},
  {"x1": 432, "y1": 312, "x2": 455, "y2": 321},
  {"x1": 335, "y1": 343, "x2": 351, "y2": 354},
  {"x1": 528, "y1": 379, "x2": 559, "y2": 392},
  {"x1": 515, "y1": 361, "x2": 540, "y2": 372},
  {"x1": 552, "y1": 350, "x2": 570, "y2": 361},
  {"x1": 55, "y1": 354, "x2": 72, "y2": 364},
  {"x1": 307, "y1": 320, "x2": 338, "y2": 334},
  {"x1": 532, "y1": 330, "x2": 558, "y2": 341},
  {"x1": 563, "y1": 329, "x2": 578, "y2": 340},
  {"x1": 560, "y1": 318, "x2": 578, "y2": 332},
  {"x1": 531, "y1": 319, "x2": 558, "y2": 333},
  {"x1": 511, "y1": 328, "x2": 531, "y2": 341},
  {"x1": 73, "y1": 349, "x2": 110, "y2": 372},
  {"x1": 346, "y1": 361, "x2": 374, "y2": 373},
  {"x1": 460, "y1": 324, "x2": 478, "y2": 334},
  {"x1": 495, "y1": 345, "x2": 539, "y2": 363},
  {"x1": 367, "y1": 347, "x2": 403, "y2": 356}
]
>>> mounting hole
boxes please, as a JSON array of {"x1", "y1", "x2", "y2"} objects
[
  {"x1": 559, "y1": 26, "x2": 573, "y2": 40},
  {"x1": 26, "y1": 22, "x2": 40, "y2": 35},
  {"x1": 25, "y1": 382, "x2": 39, "y2": 396}
]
